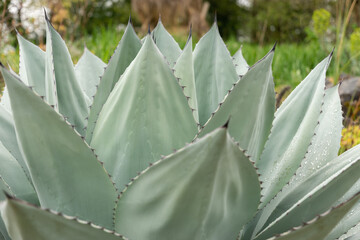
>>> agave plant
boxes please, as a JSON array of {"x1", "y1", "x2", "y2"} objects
[{"x1": 0, "y1": 12, "x2": 359, "y2": 240}]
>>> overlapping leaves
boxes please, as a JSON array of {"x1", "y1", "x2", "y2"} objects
[{"x1": 0, "y1": 15, "x2": 358, "y2": 240}]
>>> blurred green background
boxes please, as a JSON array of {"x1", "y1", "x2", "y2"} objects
[
  {"x1": 2, "y1": 0, "x2": 360, "y2": 87},
  {"x1": 1, "y1": 0, "x2": 360, "y2": 151}
]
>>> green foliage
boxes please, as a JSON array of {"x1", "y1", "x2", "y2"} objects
[
  {"x1": 312, "y1": 8, "x2": 331, "y2": 37},
  {"x1": 350, "y1": 28, "x2": 360, "y2": 54},
  {"x1": 48, "y1": 0, "x2": 131, "y2": 40},
  {"x1": 249, "y1": 0, "x2": 329, "y2": 43},
  {"x1": 206, "y1": 0, "x2": 249, "y2": 39},
  {"x1": 0, "y1": 14, "x2": 359, "y2": 240}
]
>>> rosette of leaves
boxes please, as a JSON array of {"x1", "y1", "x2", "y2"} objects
[{"x1": 0, "y1": 13, "x2": 359, "y2": 240}]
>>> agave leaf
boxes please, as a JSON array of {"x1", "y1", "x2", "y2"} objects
[
  {"x1": 198, "y1": 46, "x2": 275, "y2": 162},
  {"x1": 326, "y1": 177, "x2": 360, "y2": 239},
  {"x1": 90, "y1": 36, "x2": 197, "y2": 191},
  {"x1": 0, "y1": 140, "x2": 37, "y2": 204},
  {"x1": 151, "y1": 18, "x2": 182, "y2": 67},
  {"x1": 44, "y1": 17, "x2": 58, "y2": 110},
  {"x1": 44, "y1": 16, "x2": 88, "y2": 135},
  {"x1": 233, "y1": 46, "x2": 249, "y2": 76},
  {"x1": 253, "y1": 141, "x2": 360, "y2": 234},
  {"x1": 174, "y1": 34, "x2": 199, "y2": 123},
  {"x1": 256, "y1": 54, "x2": 331, "y2": 206},
  {"x1": 339, "y1": 223, "x2": 360, "y2": 240},
  {"x1": 267, "y1": 192, "x2": 360, "y2": 240},
  {"x1": 242, "y1": 85, "x2": 343, "y2": 239},
  {"x1": 326, "y1": 201, "x2": 360, "y2": 240},
  {"x1": 74, "y1": 47, "x2": 106, "y2": 99},
  {"x1": 1, "y1": 196, "x2": 126, "y2": 240},
  {"x1": 0, "y1": 104, "x2": 30, "y2": 180},
  {"x1": 345, "y1": 232, "x2": 360, "y2": 240},
  {"x1": 0, "y1": 218, "x2": 8, "y2": 240},
  {"x1": 115, "y1": 127, "x2": 261, "y2": 240},
  {"x1": 17, "y1": 32, "x2": 46, "y2": 97},
  {"x1": 193, "y1": 22, "x2": 239, "y2": 125},
  {"x1": 1, "y1": 66, "x2": 117, "y2": 229},
  {"x1": 287, "y1": 85, "x2": 342, "y2": 183},
  {"x1": 0, "y1": 182, "x2": 12, "y2": 240},
  {"x1": 252, "y1": 155, "x2": 360, "y2": 240},
  {"x1": 0, "y1": 87, "x2": 11, "y2": 113},
  {"x1": 85, "y1": 21, "x2": 142, "y2": 143},
  {"x1": 1, "y1": 65, "x2": 16, "y2": 112}
]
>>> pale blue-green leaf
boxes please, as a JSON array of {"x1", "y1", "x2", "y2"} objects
[
  {"x1": 45, "y1": 18, "x2": 88, "y2": 135},
  {"x1": 74, "y1": 47, "x2": 106, "y2": 99},
  {"x1": 0, "y1": 104, "x2": 30, "y2": 180},
  {"x1": 1, "y1": 197, "x2": 126, "y2": 240},
  {"x1": 345, "y1": 232, "x2": 360, "y2": 240},
  {"x1": 1, "y1": 66, "x2": 117, "y2": 229},
  {"x1": 256, "y1": 55, "x2": 331, "y2": 206},
  {"x1": 152, "y1": 19, "x2": 181, "y2": 67},
  {"x1": 7, "y1": 65, "x2": 17, "y2": 77},
  {"x1": 288, "y1": 85, "x2": 342, "y2": 183},
  {"x1": 267, "y1": 192, "x2": 360, "y2": 240},
  {"x1": 17, "y1": 33, "x2": 46, "y2": 97},
  {"x1": 174, "y1": 36, "x2": 199, "y2": 123},
  {"x1": 1, "y1": 87, "x2": 11, "y2": 113},
  {"x1": 0, "y1": 217, "x2": 8, "y2": 240},
  {"x1": 253, "y1": 140, "x2": 360, "y2": 231},
  {"x1": 193, "y1": 23, "x2": 239, "y2": 125},
  {"x1": 340, "y1": 223, "x2": 360, "y2": 240},
  {"x1": 0, "y1": 181, "x2": 11, "y2": 239},
  {"x1": 0, "y1": 140, "x2": 37, "y2": 204},
  {"x1": 326, "y1": 175, "x2": 360, "y2": 239},
  {"x1": 233, "y1": 46, "x2": 249, "y2": 76},
  {"x1": 0, "y1": 180, "x2": 12, "y2": 201},
  {"x1": 326, "y1": 201, "x2": 360, "y2": 240},
  {"x1": 1, "y1": 66, "x2": 17, "y2": 113},
  {"x1": 91, "y1": 36, "x2": 197, "y2": 191},
  {"x1": 115, "y1": 127, "x2": 261, "y2": 240},
  {"x1": 243, "y1": 85, "x2": 343, "y2": 239},
  {"x1": 85, "y1": 22, "x2": 142, "y2": 142},
  {"x1": 253, "y1": 156, "x2": 360, "y2": 240},
  {"x1": 198, "y1": 47, "x2": 275, "y2": 162},
  {"x1": 44, "y1": 19, "x2": 58, "y2": 110}
]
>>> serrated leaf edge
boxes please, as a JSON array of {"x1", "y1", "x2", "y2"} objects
[
  {"x1": 195, "y1": 44, "x2": 276, "y2": 134},
  {"x1": 256, "y1": 159, "x2": 360, "y2": 239},
  {"x1": 85, "y1": 22, "x2": 141, "y2": 141},
  {"x1": 44, "y1": 15, "x2": 59, "y2": 111},
  {"x1": 3, "y1": 193, "x2": 127, "y2": 240},
  {"x1": 113, "y1": 127, "x2": 262, "y2": 227},
  {"x1": 1, "y1": 66, "x2": 119, "y2": 228},
  {"x1": 267, "y1": 191, "x2": 360, "y2": 240},
  {"x1": 336, "y1": 222, "x2": 360, "y2": 240}
]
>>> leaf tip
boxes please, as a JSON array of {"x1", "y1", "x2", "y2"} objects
[
  {"x1": 43, "y1": 8, "x2": 49, "y2": 21},
  {"x1": 222, "y1": 117, "x2": 231, "y2": 129},
  {"x1": 271, "y1": 42, "x2": 277, "y2": 52},
  {"x1": 3, "y1": 191, "x2": 14, "y2": 200},
  {"x1": 186, "y1": 23, "x2": 192, "y2": 44},
  {"x1": 330, "y1": 46, "x2": 335, "y2": 58}
]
